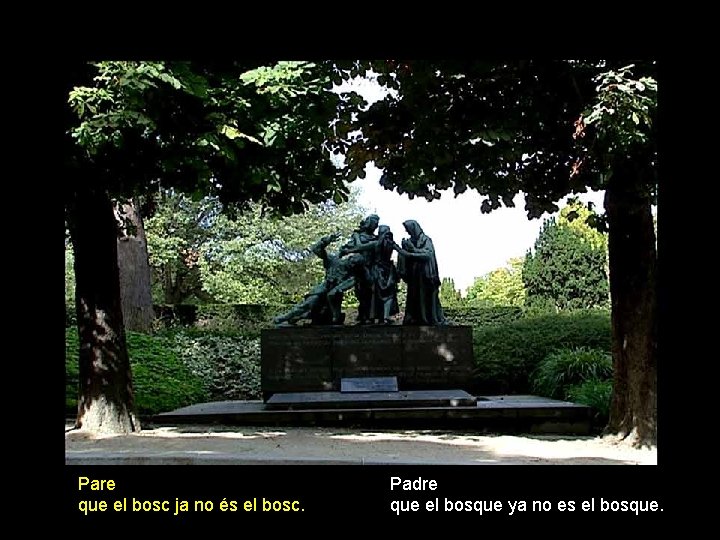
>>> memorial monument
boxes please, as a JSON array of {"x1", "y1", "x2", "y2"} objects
[{"x1": 261, "y1": 216, "x2": 474, "y2": 404}]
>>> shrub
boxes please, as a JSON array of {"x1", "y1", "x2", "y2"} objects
[
  {"x1": 153, "y1": 303, "x2": 280, "y2": 337},
  {"x1": 65, "y1": 328, "x2": 208, "y2": 415},
  {"x1": 567, "y1": 379, "x2": 613, "y2": 423},
  {"x1": 65, "y1": 304, "x2": 76, "y2": 328},
  {"x1": 171, "y1": 332, "x2": 262, "y2": 401},
  {"x1": 520, "y1": 296, "x2": 557, "y2": 317},
  {"x1": 532, "y1": 347, "x2": 613, "y2": 399},
  {"x1": 471, "y1": 310, "x2": 611, "y2": 394}
]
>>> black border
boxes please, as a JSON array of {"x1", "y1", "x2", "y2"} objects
[{"x1": 42, "y1": 52, "x2": 681, "y2": 527}]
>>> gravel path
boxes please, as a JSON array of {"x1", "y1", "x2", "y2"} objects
[{"x1": 66, "y1": 425, "x2": 657, "y2": 465}]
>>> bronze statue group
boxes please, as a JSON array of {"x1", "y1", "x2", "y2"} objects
[{"x1": 274, "y1": 215, "x2": 447, "y2": 327}]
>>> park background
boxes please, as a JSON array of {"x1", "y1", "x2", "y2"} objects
[
  {"x1": 64, "y1": 60, "x2": 657, "y2": 446},
  {"x1": 64, "y1": 157, "x2": 629, "y2": 429}
]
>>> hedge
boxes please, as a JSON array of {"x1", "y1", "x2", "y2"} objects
[
  {"x1": 471, "y1": 310, "x2": 611, "y2": 394},
  {"x1": 443, "y1": 306, "x2": 524, "y2": 327},
  {"x1": 169, "y1": 332, "x2": 261, "y2": 401},
  {"x1": 65, "y1": 328, "x2": 208, "y2": 415},
  {"x1": 67, "y1": 304, "x2": 531, "y2": 333},
  {"x1": 153, "y1": 304, "x2": 279, "y2": 335}
]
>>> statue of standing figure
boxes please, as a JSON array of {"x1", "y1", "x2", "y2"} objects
[
  {"x1": 394, "y1": 220, "x2": 447, "y2": 326},
  {"x1": 340, "y1": 215, "x2": 400, "y2": 324},
  {"x1": 339, "y1": 214, "x2": 379, "y2": 324},
  {"x1": 371, "y1": 225, "x2": 400, "y2": 324}
]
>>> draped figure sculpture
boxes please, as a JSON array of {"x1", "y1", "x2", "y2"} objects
[
  {"x1": 273, "y1": 217, "x2": 445, "y2": 327},
  {"x1": 273, "y1": 233, "x2": 365, "y2": 326},
  {"x1": 371, "y1": 225, "x2": 400, "y2": 324},
  {"x1": 394, "y1": 220, "x2": 447, "y2": 326},
  {"x1": 339, "y1": 214, "x2": 379, "y2": 325}
]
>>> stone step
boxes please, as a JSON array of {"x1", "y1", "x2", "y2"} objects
[
  {"x1": 154, "y1": 395, "x2": 593, "y2": 435},
  {"x1": 265, "y1": 389, "x2": 477, "y2": 410}
]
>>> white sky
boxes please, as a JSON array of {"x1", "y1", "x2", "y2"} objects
[{"x1": 338, "y1": 76, "x2": 605, "y2": 294}]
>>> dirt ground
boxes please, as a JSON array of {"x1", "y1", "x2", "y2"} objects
[{"x1": 65, "y1": 424, "x2": 657, "y2": 465}]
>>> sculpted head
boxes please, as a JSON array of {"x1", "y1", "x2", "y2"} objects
[
  {"x1": 402, "y1": 220, "x2": 423, "y2": 240},
  {"x1": 359, "y1": 214, "x2": 380, "y2": 234}
]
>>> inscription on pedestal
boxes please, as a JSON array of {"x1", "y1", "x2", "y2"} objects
[
  {"x1": 341, "y1": 377, "x2": 399, "y2": 393},
  {"x1": 403, "y1": 326, "x2": 475, "y2": 388},
  {"x1": 333, "y1": 326, "x2": 406, "y2": 383},
  {"x1": 261, "y1": 328, "x2": 334, "y2": 396}
]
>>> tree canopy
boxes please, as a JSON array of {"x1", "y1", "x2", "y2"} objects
[
  {"x1": 522, "y1": 211, "x2": 609, "y2": 311},
  {"x1": 145, "y1": 187, "x2": 367, "y2": 305},
  {"x1": 466, "y1": 257, "x2": 526, "y2": 308},
  {"x1": 331, "y1": 60, "x2": 656, "y2": 216},
  {"x1": 68, "y1": 61, "x2": 357, "y2": 212},
  {"x1": 438, "y1": 278, "x2": 465, "y2": 309}
]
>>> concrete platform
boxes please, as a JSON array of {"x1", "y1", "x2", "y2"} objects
[
  {"x1": 266, "y1": 389, "x2": 477, "y2": 410},
  {"x1": 154, "y1": 395, "x2": 592, "y2": 435}
]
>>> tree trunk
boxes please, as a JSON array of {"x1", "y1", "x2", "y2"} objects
[
  {"x1": 604, "y1": 165, "x2": 657, "y2": 446},
  {"x1": 116, "y1": 198, "x2": 155, "y2": 333},
  {"x1": 68, "y1": 185, "x2": 140, "y2": 434}
]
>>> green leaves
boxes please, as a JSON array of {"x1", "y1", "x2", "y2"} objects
[
  {"x1": 558, "y1": 199, "x2": 608, "y2": 250},
  {"x1": 220, "y1": 124, "x2": 263, "y2": 146},
  {"x1": 66, "y1": 328, "x2": 208, "y2": 415},
  {"x1": 580, "y1": 64, "x2": 657, "y2": 166},
  {"x1": 332, "y1": 60, "x2": 656, "y2": 218},
  {"x1": 472, "y1": 310, "x2": 611, "y2": 394},
  {"x1": 532, "y1": 347, "x2": 613, "y2": 400},
  {"x1": 439, "y1": 278, "x2": 466, "y2": 308},
  {"x1": 523, "y1": 202, "x2": 609, "y2": 311},
  {"x1": 69, "y1": 62, "x2": 177, "y2": 155},
  {"x1": 169, "y1": 62, "x2": 209, "y2": 98},
  {"x1": 240, "y1": 61, "x2": 323, "y2": 103},
  {"x1": 171, "y1": 331, "x2": 262, "y2": 401},
  {"x1": 466, "y1": 257, "x2": 526, "y2": 308},
  {"x1": 145, "y1": 187, "x2": 367, "y2": 305},
  {"x1": 67, "y1": 61, "x2": 345, "y2": 214}
]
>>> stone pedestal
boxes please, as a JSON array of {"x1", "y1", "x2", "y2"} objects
[{"x1": 261, "y1": 325, "x2": 474, "y2": 400}]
